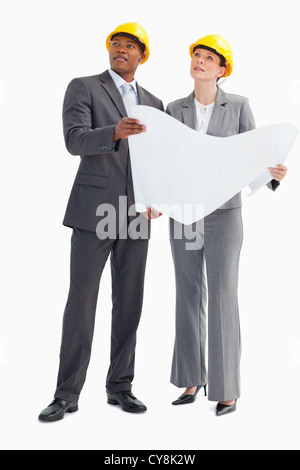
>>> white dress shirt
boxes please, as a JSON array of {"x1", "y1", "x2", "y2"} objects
[{"x1": 194, "y1": 99, "x2": 215, "y2": 134}]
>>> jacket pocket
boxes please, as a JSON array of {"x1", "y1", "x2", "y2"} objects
[{"x1": 75, "y1": 173, "x2": 108, "y2": 187}]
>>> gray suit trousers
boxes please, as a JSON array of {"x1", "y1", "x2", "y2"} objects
[
  {"x1": 55, "y1": 228, "x2": 148, "y2": 402},
  {"x1": 170, "y1": 208, "x2": 243, "y2": 402}
]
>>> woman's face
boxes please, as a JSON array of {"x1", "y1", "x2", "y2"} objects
[{"x1": 190, "y1": 48, "x2": 226, "y2": 82}]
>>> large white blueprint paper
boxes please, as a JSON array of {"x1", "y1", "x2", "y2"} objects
[{"x1": 128, "y1": 106, "x2": 298, "y2": 225}]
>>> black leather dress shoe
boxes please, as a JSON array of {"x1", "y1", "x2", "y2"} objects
[
  {"x1": 107, "y1": 391, "x2": 147, "y2": 413},
  {"x1": 216, "y1": 400, "x2": 237, "y2": 417},
  {"x1": 38, "y1": 399, "x2": 79, "y2": 422},
  {"x1": 172, "y1": 385, "x2": 207, "y2": 406}
]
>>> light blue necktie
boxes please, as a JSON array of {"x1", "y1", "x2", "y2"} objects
[{"x1": 121, "y1": 83, "x2": 135, "y2": 113}]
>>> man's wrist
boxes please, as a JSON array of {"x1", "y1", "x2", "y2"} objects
[{"x1": 113, "y1": 126, "x2": 120, "y2": 142}]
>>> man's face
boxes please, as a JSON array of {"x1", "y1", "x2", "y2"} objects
[{"x1": 109, "y1": 35, "x2": 145, "y2": 78}]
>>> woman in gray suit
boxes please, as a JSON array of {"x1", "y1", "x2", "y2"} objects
[{"x1": 167, "y1": 34, "x2": 287, "y2": 416}]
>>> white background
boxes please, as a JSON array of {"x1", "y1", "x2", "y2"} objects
[{"x1": 1, "y1": 0, "x2": 300, "y2": 451}]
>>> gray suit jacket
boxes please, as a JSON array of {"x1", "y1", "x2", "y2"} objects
[
  {"x1": 166, "y1": 87, "x2": 279, "y2": 210},
  {"x1": 62, "y1": 70, "x2": 164, "y2": 231}
]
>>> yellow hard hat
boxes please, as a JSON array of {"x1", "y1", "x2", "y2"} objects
[
  {"x1": 189, "y1": 34, "x2": 233, "y2": 77},
  {"x1": 106, "y1": 22, "x2": 150, "y2": 64}
]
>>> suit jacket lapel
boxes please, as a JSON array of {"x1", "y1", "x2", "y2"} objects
[
  {"x1": 99, "y1": 70, "x2": 127, "y2": 117},
  {"x1": 137, "y1": 84, "x2": 151, "y2": 106},
  {"x1": 181, "y1": 92, "x2": 197, "y2": 130},
  {"x1": 206, "y1": 86, "x2": 227, "y2": 136},
  {"x1": 100, "y1": 72, "x2": 153, "y2": 116}
]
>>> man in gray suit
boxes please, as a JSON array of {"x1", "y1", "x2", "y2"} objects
[{"x1": 39, "y1": 22, "x2": 163, "y2": 422}]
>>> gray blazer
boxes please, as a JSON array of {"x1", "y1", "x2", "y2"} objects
[
  {"x1": 166, "y1": 87, "x2": 279, "y2": 209},
  {"x1": 62, "y1": 70, "x2": 164, "y2": 231}
]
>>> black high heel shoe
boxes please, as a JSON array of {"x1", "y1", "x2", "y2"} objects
[
  {"x1": 216, "y1": 400, "x2": 237, "y2": 417},
  {"x1": 172, "y1": 384, "x2": 207, "y2": 406}
]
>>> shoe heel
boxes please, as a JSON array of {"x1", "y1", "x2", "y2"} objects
[
  {"x1": 68, "y1": 404, "x2": 79, "y2": 413},
  {"x1": 107, "y1": 398, "x2": 118, "y2": 406},
  {"x1": 204, "y1": 385, "x2": 207, "y2": 397}
]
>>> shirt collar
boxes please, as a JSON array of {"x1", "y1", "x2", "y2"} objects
[
  {"x1": 108, "y1": 68, "x2": 138, "y2": 94},
  {"x1": 194, "y1": 98, "x2": 215, "y2": 111}
]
